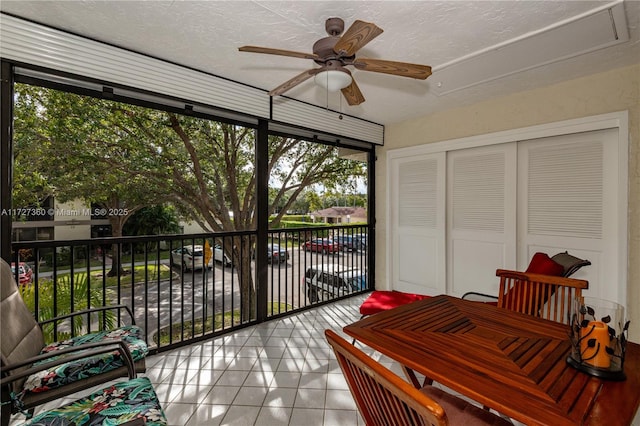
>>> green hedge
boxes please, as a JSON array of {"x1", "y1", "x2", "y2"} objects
[
  {"x1": 276, "y1": 220, "x2": 331, "y2": 229},
  {"x1": 277, "y1": 215, "x2": 311, "y2": 222}
]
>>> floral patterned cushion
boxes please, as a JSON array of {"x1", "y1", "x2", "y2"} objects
[
  {"x1": 23, "y1": 377, "x2": 166, "y2": 425},
  {"x1": 20, "y1": 325, "x2": 148, "y2": 399}
]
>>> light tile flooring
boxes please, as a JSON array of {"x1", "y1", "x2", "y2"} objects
[
  {"x1": 10, "y1": 295, "x2": 640, "y2": 426},
  {"x1": 144, "y1": 295, "x2": 369, "y2": 425}
]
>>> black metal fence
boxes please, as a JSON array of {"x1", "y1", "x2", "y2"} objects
[{"x1": 10, "y1": 225, "x2": 370, "y2": 353}]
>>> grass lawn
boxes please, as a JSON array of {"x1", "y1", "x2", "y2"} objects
[
  {"x1": 38, "y1": 264, "x2": 175, "y2": 287},
  {"x1": 90, "y1": 264, "x2": 174, "y2": 287},
  {"x1": 36, "y1": 251, "x2": 171, "y2": 273},
  {"x1": 37, "y1": 259, "x2": 104, "y2": 273},
  {"x1": 120, "y1": 251, "x2": 171, "y2": 263}
]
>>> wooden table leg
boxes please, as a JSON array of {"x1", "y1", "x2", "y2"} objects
[{"x1": 402, "y1": 365, "x2": 433, "y2": 388}]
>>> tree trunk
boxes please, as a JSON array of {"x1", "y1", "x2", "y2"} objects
[
  {"x1": 107, "y1": 243, "x2": 126, "y2": 277},
  {"x1": 107, "y1": 216, "x2": 127, "y2": 277},
  {"x1": 240, "y1": 264, "x2": 256, "y2": 323},
  {"x1": 237, "y1": 236, "x2": 256, "y2": 322}
]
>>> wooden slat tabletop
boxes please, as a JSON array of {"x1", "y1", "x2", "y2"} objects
[{"x1": 343, "y1": 295, "x2": 640, "y2": 426}]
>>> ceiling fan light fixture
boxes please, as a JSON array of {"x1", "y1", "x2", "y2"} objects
[{"x1": 314, "y1": 69, "x2": 352, "y2": 92}]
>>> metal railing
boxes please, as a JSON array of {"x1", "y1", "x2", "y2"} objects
[{"x1": 10, "y1": 225, "x2": 370, "y2": 353}]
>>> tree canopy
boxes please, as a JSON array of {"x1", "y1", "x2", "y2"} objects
[
  {"x1": 13, "y1": 82, "x2": 367, "y2": 317},
  {"x1": 14, "y1": 83, "x2": 365, "y2": 231}
]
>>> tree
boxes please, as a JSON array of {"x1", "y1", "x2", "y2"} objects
[
  {"x1": 123, "y1": 205, "x2": 181, "y2": 237},
  {"x1": 285, "y1": 189, "x2": 312, "y2": 214},
  {"x1": 305, "y1": 190, "x2": 323, "y2": 214},
  {"x1": 13, "y1": 84, "x2": 169, "y2": 276},
  {"x1": 13, "y1": 83, "x2": 367, "y2": 321},
  {"x1": 315, "y1": 189, "x2": 367, "y2": 210},
  {"x1": 268, "y1": 187, "x2": 287, "y2": 214},
  {"x1": 123, "y1": 205, "x2": 181, "y2": 253},
  {"x1": 12, "y1": 85, "x2": 56, "y2": 209},
  {"x1": 115, "y1": 114, "x2": 364, "y2": 320}
]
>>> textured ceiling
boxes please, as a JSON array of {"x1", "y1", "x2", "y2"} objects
[{"x1": 1, "y1": 0, "x2": 639, "y2": 125}]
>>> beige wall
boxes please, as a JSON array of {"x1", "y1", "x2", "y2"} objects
[{"x1": 378, "y1": 64, "x2": 640, "y2": 342}]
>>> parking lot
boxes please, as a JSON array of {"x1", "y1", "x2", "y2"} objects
[
  {"x1": 173, "y1": 245, "x2": 367, "y2": 304},
  {"x1": 122, "y1": 246, "x2": 368, "y2": 344}
]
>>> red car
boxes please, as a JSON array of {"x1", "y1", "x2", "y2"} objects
[
  {"x1": 11, "y1": 262, "x2": 33, "y2": 285},
  {"x1": 303, "y1": 238, "x2": 342, "y2": 254}
]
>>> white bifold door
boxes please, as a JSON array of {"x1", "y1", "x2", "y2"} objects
[
  {"x1": 446, "y1": 143, "x2": 517, "y2": 297},
  {"x1": 516, "y1": 129, "x2": 621, "y2": 303},
  {"x1": 389, "y1": 127, "x2": 623, "y2": 305},
  {"x1": 390, "y1": 153, "x2": 446, "y2": 295}
]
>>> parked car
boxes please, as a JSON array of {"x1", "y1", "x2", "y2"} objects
[
  {"x1": 303, "y1": 238, "x2": 341, "y2": 254},
  {"x1": 213, "y1": 244, "x2": 232, "y2": 266},
  {"x1": 267, "y1": 243, "x2": 289, "y2": 264},
  {"x1": 333, "y1": 235, "x2": 363, "y2": 251},
  {"x1": 353, "y1": 233, "x2": 368, "y2": 249},
  {"x1": 11, "y1": 262, "x2": 33, "y2": 285},
  {"x1": 171, "y1": 245, "x2": 214, "y2": 271},
  {"x1": 304, "y1": 264, "x2": 367, "y2": 302}
]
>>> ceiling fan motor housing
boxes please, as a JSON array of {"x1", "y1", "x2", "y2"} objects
[
  {"x1": 313, "y1": 37, "x2": 355, "y2": 65},
  {"x1": 325, "y1": 17, "x2": 345, "y2": 36}
]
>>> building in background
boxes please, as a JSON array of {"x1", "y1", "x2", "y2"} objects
[
  {"x1": 309, "y1": 207, "x2": 367, "y2": 224},
  {"x1": 11, "y1": 198, "x2": 106, "y2": 242}
]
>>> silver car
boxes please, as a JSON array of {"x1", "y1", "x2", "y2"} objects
[
  {"x1": 304, "y1": 264, "x2": 367, "y2": 302},
  {"x1": 267, "y1": 243, "x2": 289, "y2": 264}
]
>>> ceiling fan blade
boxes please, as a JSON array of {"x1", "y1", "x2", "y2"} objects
[
  {"x1": 333, "y1": 20, "x2": 383, "y2": 56},
  {"x1": 341, "y1": 80, "x2": 365, "y2": 106},
  {"x1": 354, "y1": 58, "x2": 432, "y2": 79},
  {"x1": 269, "y1": 69, "x2": 323, "y2": 97},
  {"x1": 239, "y1": 46, "x2": 320, "y2": 61}
]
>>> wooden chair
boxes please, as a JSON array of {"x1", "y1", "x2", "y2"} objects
[
  {"x1": 496, "y1": 269, "x2": 588, "y2": 324},
  {"x1": 463, "y1": 251, "x2": 590, "y2": 305},
  {"x1": 325, "y1": 330, "x2": 513, "y2": 426}
]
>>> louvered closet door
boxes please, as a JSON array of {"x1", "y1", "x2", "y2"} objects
[
  {"x1": 447, "y1": 143, "x2": 517, "y2": 297},
  {"x1": 517, "y1": 128, "x2": 620, "y2": 302},
  {"x1": 391, "y1": 153, "x2": 446, "y2": 295}
]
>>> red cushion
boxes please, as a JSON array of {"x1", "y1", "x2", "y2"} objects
[
  {"x1": 525, "y1": 252, "x2": 564, "y2": 276},
  {"x1": 505, "y1": 253, "x2": 564, "y2": 313},
  {"x1": 359, "y1": 291, "x2": 430, "y2": 316}
]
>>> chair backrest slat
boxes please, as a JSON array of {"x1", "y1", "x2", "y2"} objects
[
  {"x1": 325, "y1": 329, "x2": 447, "y2": 426},
  {"x1": 496, "y1": 269, "x2": 588, "y2": 324}
]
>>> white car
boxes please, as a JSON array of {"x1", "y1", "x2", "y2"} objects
[
  {"x1": 171, "y1": 245, "x2": 212, "y2": 271},
  {"x1": 213, "y1": 244, "x2": 232, "y2": 266},
  {"x1": 171, "y1": 244, "x2": 232, "y2": 270}
]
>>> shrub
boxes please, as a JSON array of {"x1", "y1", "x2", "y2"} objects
[{"x1": 19, "y1": 273, "x2": 115, "y2": 343}]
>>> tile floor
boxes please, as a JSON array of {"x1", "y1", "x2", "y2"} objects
[
  {"x1": 143, "y1": 295, "x2": 369, "y2": 425},
  {"x1": 9, "y1": 294, "x2": 640, "y2": 425}
]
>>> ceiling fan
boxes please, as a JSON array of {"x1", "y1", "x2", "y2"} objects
[{"x1": 239, "y1": 17, "x2": 432, "y2": 106}]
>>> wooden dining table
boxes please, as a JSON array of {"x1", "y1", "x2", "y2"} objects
[{"x1": 343, "y1": 294, "x2": 640, "y2": 426}]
